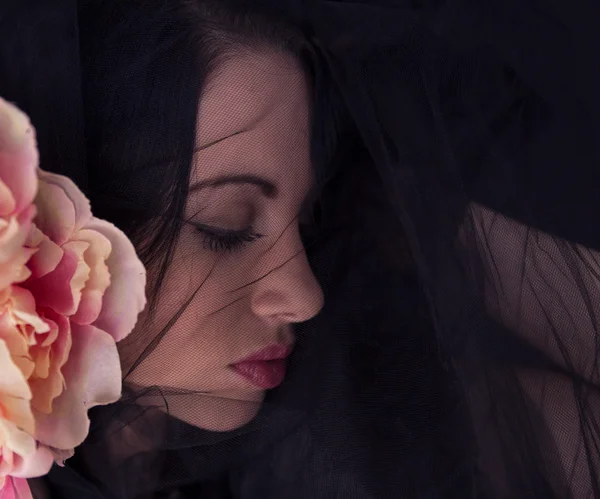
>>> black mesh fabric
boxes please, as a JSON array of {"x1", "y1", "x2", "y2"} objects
[{"x1": 1, "y1": 0, "x2": 600, "y2": 498}]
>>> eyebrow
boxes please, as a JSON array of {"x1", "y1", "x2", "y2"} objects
[{"x1": 188, "y1": 174, "x2": 278, "y2": 198}]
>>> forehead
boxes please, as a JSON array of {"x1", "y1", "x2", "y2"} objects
[{"x1": 193, "y1": 48, "x2": 312, "y2": 194}]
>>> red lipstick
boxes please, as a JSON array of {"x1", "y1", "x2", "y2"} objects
[{"x1": 230, "y1": 345, "x2": 292, "y2": 389}]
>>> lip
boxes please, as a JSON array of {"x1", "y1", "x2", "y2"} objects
[{"x1": 230, "y1": 344, "x2": 293, "y2": 389}]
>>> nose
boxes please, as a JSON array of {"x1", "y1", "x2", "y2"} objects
[{"x1": 250, "y1": 236, "x2": 324, "y2": 324}]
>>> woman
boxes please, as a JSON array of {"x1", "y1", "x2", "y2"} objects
[
  {"x1": 3, "y1": 0, "x2": 600, "y2": 497},
  {"x1": 5, "y1": 0, "x2": 345, "y2": 496},
  {"x1": 89, "y1": 2, "x2": 328, "y2": 434},
  {"x1": 35, "y1": 0, "x2": 355, "y2": 497}
]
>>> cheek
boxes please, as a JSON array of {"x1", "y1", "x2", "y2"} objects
[
  {"x1": 120, "y1": 232, "x2": 252, "y2": 385},
  {"x1": 153, "y1": 229, "x2": 228, "y2": 313}
]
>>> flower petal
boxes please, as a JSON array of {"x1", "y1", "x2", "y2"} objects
[
  {"x1": 0, "y1": 477, "x2": 33, "y2": 499},
  {"x1": 9, "y1": 445, "x2": 54, "y2": 480},
  {"x1": 0, "y1": 419, "x2": 35, "y2": 463},
  {"x1": 36, "y1": 171, "x2": 92, "y2": 243},
  {"x1": 86, "y1": 219, "x2": 146, "y2": 342},
  {"x1": 71, "y1": 229, "x2": 112, "y2": 325},
  {"x1": 0, "y1": 339, "x2": 32, "y2": 406},
  {"x1": 22, "y1": 242, "x2": 89, "y2": 317},
  {"x1": 48, "y1": 447, "x2": 74, "y2": 467},
  {"x1": 0, "y1": 218, "x2": 35, "y2": 290},
  {"x1": 32, "y1": 181, "x2": 76, "y2": 247},
  {"x1": 62, "y1": 242, "x2": 91, "y2": 316},
  {"x1": 0, "y1": 341, "x2": 34, "y2": 439},
  {"x1": 0, "y1": 180, "x2": 15, "y2": 220},
  {"x1": 0, "y1": 98, "x2": 38, "y2": 215},
  {"x1": 33, "y1": 324, "x2": 122, "y2": 450},
  {"x1": 1, "y1": 398, "x2": 34, "y2": 440},
  {"x1": 9, "y1": 287, "x2": 49, "y2": 337},
  {"x1": 25, "y1": 226, "x2": 62, "y2": 279},
  {"x1": 0, "y1": 315, "x2": 34, "y2": 380},
  {"x1": 28, "y1": 310, "x2": 72, "y2": 414}
]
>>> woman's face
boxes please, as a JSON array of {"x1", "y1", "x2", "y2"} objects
[{"x1": 121, "y1": 48, "x2": 324, "y2": 431}]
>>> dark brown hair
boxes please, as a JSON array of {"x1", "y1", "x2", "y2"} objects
[{"x1": 79, "y1": 0, "x2": 342, "y2": 316}]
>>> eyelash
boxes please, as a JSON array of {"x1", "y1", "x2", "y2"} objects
[{"x1": 194, "y1": 224, "x2": 264, "y2": 252}]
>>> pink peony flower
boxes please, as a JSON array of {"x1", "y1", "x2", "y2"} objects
[
  {"x1": 0, "y1": 96, "x2": 147, "y2": 492},
  {"x1": 21, "y1": 170, "x2": 147, "y2": 451},
  {"x1": 0, "y1": 99, "x2": 53, "y2": 492}
]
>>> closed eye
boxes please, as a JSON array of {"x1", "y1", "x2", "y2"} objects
[{"x1": 194, "y1": 223, "x2": 264, "y2": 252}]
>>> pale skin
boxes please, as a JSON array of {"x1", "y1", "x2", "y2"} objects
[{"x1": 118, "y1": 47, "x2": 324, "y2": 432}]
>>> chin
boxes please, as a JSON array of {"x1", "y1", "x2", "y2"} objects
[
  {"x1": 194, "y1": 398, "x2": 263, "y2": 432},
  {"x1": 150, "y1": 388, "x2": 265, "y2": 432}
]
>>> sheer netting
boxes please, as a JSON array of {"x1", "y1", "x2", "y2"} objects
[{"x1": 1, "y1": 0, "x2": 600, "y2": 498}]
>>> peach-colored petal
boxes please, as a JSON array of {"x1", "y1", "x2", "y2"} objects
[
  {"x1": 33, "y1": 324, "x2": 122, "y2": 450},
  {"x1": 0, "y1": 217, "x2": 35, "y2": 290},
  {"x1": 0, "y1": 180, "x2": 15, "y2": 219},
  {"x1": 22, "y1": 242, "x2": 89, "y2": 317},
  {"x1": 0, "y1": 420, "x2": 35, "y2": 467},
  {"x1": 71, "y1": 229, "x2": 112, "y2": 325},
  {"x1": 0, "y1": 477, "x2": 33, "y2": 499},
  {"x1": 30, "y1": 348, "x2": 50, "y2": 379},
  {"x1": 32, "y1": 181, "x2": 75, "y2": 246},
  {"x1": 32, "y1": 316, "x2": 59, "y2": 349},
  {"x1": 37, "y1": 171, "x2": 92, "y2": 242},
  {"x1": 0, "y1": 421, "x2": 39, "y2": 491},
  {"x1": 0, "y1": 312, "x2": 33, "y2": 379},
  {"x1": 0, "y1": 98, "x2": 38, "y2": 215},
  {"x1": 0, "y1": 218, "x2": 25, "y2": 263},
  {"x1": 0, "y1": 454, "x2": 15, "y2": 485},
  {"x1": 0, "y1": 340, "x2": 33, "y2": 414},
  {"x1": 86, "y1": 218, "x2": 147, "y2": 342},
  {"x1": 0, "y1": 345, "x2": 34, "y2": 453},
  {"x1": 9, "y1": 445, "x2": 53, "y2": 479},
  {"x1": 0, "y1": 315, "x2": 37, "y2": 368},
  {"x1": 0, "y1": 249, "x2": 34, "y2": 293},
  {"x1": 28, "y1": 311, "x2": 72, "y2": 414},
  {"x1": 62, "y1": 241, "x2": 91, "y2": 316},
  {"x1": 0, "y1": 218, "x2": 24, "y2": 258},
  {"x1": 14, "y1": 206, "x2": 35, "y2": 232},
  {"x1": 9, "y1": 287, "x2": 49, "y2": 338},
  {"x1": 25, "y1": 226, "x2": 62, "y2": 279},
  {"x1": 1, "y1": 398, "x2": 34, "y2": 441}
]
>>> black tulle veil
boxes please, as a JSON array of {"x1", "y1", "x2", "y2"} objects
[{"x1": 2, "y1": 0, "x2": 600, "y2": 497}]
